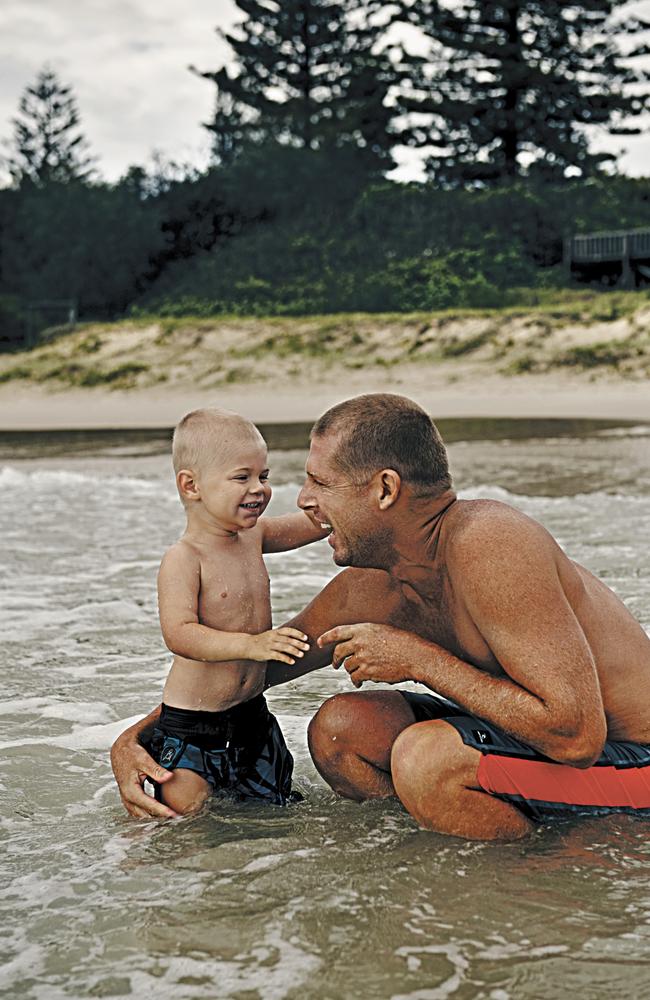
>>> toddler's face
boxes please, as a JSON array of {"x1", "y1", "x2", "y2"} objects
[{"x1": 197, "y1": 440, "x2": 272, "y2": 531}]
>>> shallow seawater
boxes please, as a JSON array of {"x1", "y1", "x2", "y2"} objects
[{"x1": 1, "y1": 419, "x2": 650, "y2": 1000}]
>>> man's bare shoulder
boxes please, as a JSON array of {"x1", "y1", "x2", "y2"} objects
[{"x1": 444, "y1": 498, "x2": 557, "y2": 569}]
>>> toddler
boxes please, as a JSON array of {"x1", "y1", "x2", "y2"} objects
[{"x1": 148, "y1": 407, "x2": 327, "y2": 814}]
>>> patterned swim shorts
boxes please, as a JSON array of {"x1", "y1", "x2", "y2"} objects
[
  {"x1": 147, "y1": 693, "x2": 294, "y2": 806},
  {"x1": 402, "y1": 690, "x2": 650, "y2": 822}
]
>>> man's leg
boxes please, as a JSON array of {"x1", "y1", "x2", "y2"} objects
[
  {"x1": 308, "y1": 692, "x2": 534, "y2": 840},
  {"x1": 390, "y1": 720, "x2": 534, "y2": 840},
  {"x1": 307, "y1": 690, "x2": 416, "y2": 800}
]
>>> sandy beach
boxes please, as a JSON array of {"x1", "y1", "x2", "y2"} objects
[
  {"x1": 0, "y1": 307, "x2": 648, "y2": 429},
  {"x1": 0, "y1": 370, "x2": 649, "y2": 430}
]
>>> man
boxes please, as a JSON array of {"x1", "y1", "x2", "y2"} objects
[{"x1": 112, "y1": 394, "x2": 650, "y2": 839}]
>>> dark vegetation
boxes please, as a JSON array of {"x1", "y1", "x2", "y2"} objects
[{"x1": 1, "y1": 0, "x2": 649, "y2": 347}]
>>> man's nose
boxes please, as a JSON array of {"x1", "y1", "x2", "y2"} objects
[{"x1": 297, "y1": 483, "x2": 312, "y2": 509}]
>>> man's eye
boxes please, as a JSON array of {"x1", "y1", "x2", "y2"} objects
[
  {"x1": 234, "y1": 476, "x2": 248, "y2": 481},
  {"x1": 260, "y1": 475, "x2": 269, "y2": 482}
]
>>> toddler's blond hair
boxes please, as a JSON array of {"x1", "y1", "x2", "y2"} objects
[{"x1": 172, "y1": 408, "x2": 265, "y2": 479}]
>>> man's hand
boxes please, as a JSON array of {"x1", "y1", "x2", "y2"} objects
[
  {"x1": 110, "y1": 723, "x2": 178, "y2": 820},
  {"x1": 247, "y1": 627, "x2": 310, "y2": 664},
  {"x1": 318, "y1": 623, "x2": 423, "y2": 688}
]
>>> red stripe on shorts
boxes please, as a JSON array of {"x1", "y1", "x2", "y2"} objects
[{"x1": 478, "y1": 754, "x2": 650, "y2": 809}]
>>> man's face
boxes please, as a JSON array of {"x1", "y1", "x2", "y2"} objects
[{"x1": 298, "y1": 432, "x2": 387, "y2": 568}]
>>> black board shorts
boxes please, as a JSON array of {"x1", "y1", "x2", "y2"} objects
[
  {"x1": 401, "y1": 691, "x2": 650, "y2": 822},
  {"x1": 147, "y1": 693, "x2": 294, "y2": 806}
]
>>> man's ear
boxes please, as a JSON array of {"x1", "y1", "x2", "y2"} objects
[
  {"x1": 376, "y1": 469, "x2": 401, "y2": 510},
  {"x1": 177, "y1": 469, "x2": 200, "y2": 502}
]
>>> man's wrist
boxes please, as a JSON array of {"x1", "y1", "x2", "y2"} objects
[
  {"x1": 137, "y1": 720, "x2": 156, "y2": 747},
  {"x1": 404, "y1": 635, "x2": 441, "y2": 688}
]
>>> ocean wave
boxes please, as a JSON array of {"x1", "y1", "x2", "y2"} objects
[
  {"x1": 3, "y1": 464, "x2": 646, "y2": 507},
  {"x1": 459, "y1": 484, "x2": 649, "y2": 506},
  {"x1": 0, "y1": 464, "x2": 172, "y2": 495}
]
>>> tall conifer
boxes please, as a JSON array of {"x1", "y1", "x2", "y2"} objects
[
  {"x1": 399, "y1": 0, "x2": 650, "y2": 186},
  {"x1": 6, "y1": 67, "x2": 95, "y2": 186},
  {"x1": 197, "y1": 0, "x2": 401, "y2": 170}
]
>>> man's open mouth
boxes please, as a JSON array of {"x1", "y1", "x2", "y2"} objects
[{"x1": 240, "y1": 502, "x2": 263, "y2": 510}]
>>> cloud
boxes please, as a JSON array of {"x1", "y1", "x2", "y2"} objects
[{"x1": 0, "y1": 0, "x2": 239, "y2": 180}]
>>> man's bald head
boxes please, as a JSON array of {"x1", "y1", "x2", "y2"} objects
[
  {"x1": 172, "y1": 408, "x2": 265, "y2": 477},
  {"x1": 311, "y1": 394, "x2": 452, "y2": 496}
]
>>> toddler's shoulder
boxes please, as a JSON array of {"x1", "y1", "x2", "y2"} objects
[{"x1": 159, "y1": 538, "x2": 201, "y2": 572}]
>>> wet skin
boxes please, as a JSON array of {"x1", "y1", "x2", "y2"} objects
[{"x1": 111, "y1": 430, "x2": 650, "y2": 837}]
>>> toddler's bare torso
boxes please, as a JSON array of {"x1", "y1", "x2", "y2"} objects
[{"x1": 162, "y1": 525, "x2": 271, "y2": 712}]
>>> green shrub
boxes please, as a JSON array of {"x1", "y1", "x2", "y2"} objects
[{"x1": 0, "y1": 296, "x2": 26, "y2": 349}]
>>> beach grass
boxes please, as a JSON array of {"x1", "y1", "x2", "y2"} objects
[{"x1": 1, "y1": 288, "x2": 648, "y2": 391}]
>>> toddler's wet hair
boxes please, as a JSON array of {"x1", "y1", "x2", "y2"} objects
[{"x1": 172, "y1": 407, "x2": 264, "y2": 475}]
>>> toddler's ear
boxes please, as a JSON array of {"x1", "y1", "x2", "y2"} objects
[{"x1": 177, "y1": 469, "x2": 200, "y2": 501}]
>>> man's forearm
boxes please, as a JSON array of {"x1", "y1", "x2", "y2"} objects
[
  {"x1": 265, "y1": 646, "x2": 332, "y2": 687},
  {"x1": 411, "y1": 640, "x2": 600, "y2": 765},
  {"x1": 113, "y1": 704, "x2": 162, "y2": 754}
]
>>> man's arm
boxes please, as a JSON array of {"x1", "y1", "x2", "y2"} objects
[
  {"x1": 262, "y1": 511, "x2": 330, "y2": 554},
  {"x1": 110, "y1": 706, "x2": 178, "y2": 819},
  {"x1": 159, "y1": 545, "x2": 308, "y2": 664},
  {"x1": 319, "y1": 508, "x2": 607, "y2": 767},
  {"x1": 265, "y1": 566, "x2": 401, "y2": 686}
]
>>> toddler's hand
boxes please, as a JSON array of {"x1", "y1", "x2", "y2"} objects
[{"x1": 248, "y1": 627, "x2": 310, "y2": 664}]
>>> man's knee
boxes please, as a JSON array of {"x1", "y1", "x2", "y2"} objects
[{"x1": 307, "y1": 693, "x2": 362, "y2": 761}]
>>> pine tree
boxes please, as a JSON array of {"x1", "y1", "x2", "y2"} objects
[
  {"x1": 192, "y1": 68, "x2": 261, "y2": 166},
  {"x1": 5, "y1": 67, "x2": 95, "y2": 187},
  {"x1": 399, "y1": 0, "x2": 650, "y2": 186},
  {"x1": 196, "y1": 0, "x2": 401, "y2": 170}
]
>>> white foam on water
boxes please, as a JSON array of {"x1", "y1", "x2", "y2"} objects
[
  {"x1": 393, "y1": 942, "x2": 470, "y2": 999},
  {"x1": 0, "y1": 464, "x2": 167, "y2": 494},
  {"x1": 121, "y1": 921, "x2": 323, "y2": 1000},
  {"x1": 0, "y1": 714, "x2": 144, "y2": 752},
  {"x1": 103, "y1": 559, "x2": 161, "y2": 577},
  {"x1": 0, "y1": 930, "x2": 48, "y2": 994},
  {"x1": 459, "y1": 484, "x2": 649, "y2": 506},
  {"x1": 475, "y1": 942, "x2": 570, "y2": 961},
  {"x1": 0, "y1": 697, "x2": 115, "y2": 726},
  {"x1": 595, "y1": 425, "x2": 650, "y2": 438}
]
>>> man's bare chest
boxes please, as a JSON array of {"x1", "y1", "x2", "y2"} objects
[{"x1": 391, "y1": 577, "x2": 503, "y2": 676}]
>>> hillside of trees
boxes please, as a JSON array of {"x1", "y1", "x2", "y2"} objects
[{"x1": 1, "y1": 0, "x2": 649, "y2": 345}]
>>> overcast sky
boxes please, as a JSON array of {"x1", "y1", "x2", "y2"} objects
[{"x1": 1, "y1": 0, "x2": 649, "y2": 185}]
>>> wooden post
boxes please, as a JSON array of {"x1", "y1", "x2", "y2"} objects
[
  {"x1": 563, "y1": 236, "x2": 572, "y2": 280},
  {"x1": 621, "y1": 233, "x2": 633, "y2": 289}
]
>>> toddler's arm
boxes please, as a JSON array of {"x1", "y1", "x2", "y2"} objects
[
  {"x1": 262, "y1": 511, "x2": 330, "y2": 553},
  {"x1": 158, "y1": 544, "x2": 310, "y2": 664}
]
